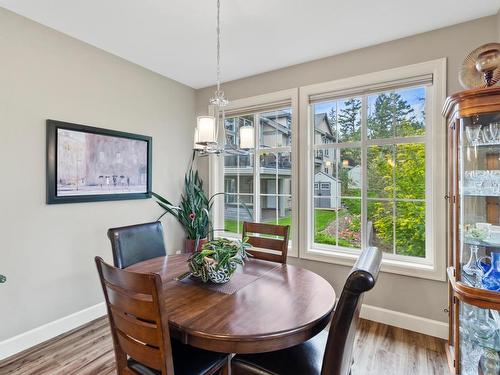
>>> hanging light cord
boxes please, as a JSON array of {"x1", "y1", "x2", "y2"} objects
[{"x1": 216, "y1": 0, "x2": 221, "y2": 94}]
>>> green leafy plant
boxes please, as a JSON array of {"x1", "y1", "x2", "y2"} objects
[
  {"x1": 153, "y1": 159, "x2": 219, "y2": 242},
  {"x1": 0, "y1": 275, "x2": 5, "y2": 283},
  {"x1": 153, "y1": 155, "x2": 252, "y2": 244},
  {"x1": 188, "y1": 238, "x2": 251, "y2": 283}
]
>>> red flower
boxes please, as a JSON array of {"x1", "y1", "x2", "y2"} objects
[{"x1": 189, "y1": 212, "x2": 196, "y2": 221}]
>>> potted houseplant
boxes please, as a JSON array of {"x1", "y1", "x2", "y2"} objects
[
  {"x1": 153, "y1": 162, "x2": 217, "y2": 253},
  {"x1": 188, "y1": 238, "x2": 250, "y2": 283}
]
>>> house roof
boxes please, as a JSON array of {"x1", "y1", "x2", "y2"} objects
[
  {"x1": 314, "y1": 170, "x2": 339, "y2": 182},
  {"x1": 314, "y1": 113, "x2": 335, "y2": 138}
]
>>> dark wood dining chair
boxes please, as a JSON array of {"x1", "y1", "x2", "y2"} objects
[
  {"x1": 108, "y1": 221, "x2": 167, "y2": 269},
  {"x1": 95, "y1": 257, "x2": 229, "y2": 375},
  {"x1": 242, "y1": 222, "x2": 290, "y2": 264},
  {"x1": 231, "y1": 246, "x2": 382, "y2": 375}
]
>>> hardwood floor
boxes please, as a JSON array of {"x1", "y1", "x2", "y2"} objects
[{"x1": 0, "y1": 318, "x2": 449, "y2": 375}]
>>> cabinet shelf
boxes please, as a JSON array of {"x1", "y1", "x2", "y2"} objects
[
  {"x1": 448, "y1": 267, "x2": 500, "y2": 310},
  {"x1": 464, "y1": 142, "x2": 500, "y2": 148},
  {"x1": 462, "y1": 191, "x2": 500, "y2": 197},
  {"x1": 463, "y1": 238, "x2": 500, "y2": 248}
]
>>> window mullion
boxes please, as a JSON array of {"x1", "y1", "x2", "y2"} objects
[
  {"x1": 254, "y1": 113, "x2": 260, "y2": 224},
  {"x1": 392, "y1": 144, "x2": 397, "y2": 254},
  {"x1": 361, "y1": 95, "x2": 368, "y2": 250},
  {"x1": 335, "y1": 103, "x2": 339, "y2": 247},
  {"x1": 236, "y1": 149, "x2": 240, "y2": 234},
  {"x1": 275, "y1": 152, "x2": 279, "y2": 225}
]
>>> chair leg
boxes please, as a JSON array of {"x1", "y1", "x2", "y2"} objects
[{"x1": 220, "y1": 356, "x2": 231, "y2": 375}]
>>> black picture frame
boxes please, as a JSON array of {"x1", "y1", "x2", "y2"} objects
[{"x1": 46, "y1": 120, "x2": 152, "y2": 204}]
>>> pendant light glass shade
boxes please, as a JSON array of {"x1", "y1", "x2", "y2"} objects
[
  {"x1": 193, "y1": 128, "x2": 204, "y2": 150},
  {"x1": 239, "y1": 125, "x2": 255, "y2": 149},
  {"x1": 196, "y1": 116, "x2": 217, "y2": 145}
]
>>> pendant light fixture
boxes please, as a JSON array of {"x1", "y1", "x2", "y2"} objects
[
  {"x1": 194, "y1": 0, "x2": 254, "y2": 155},
  {"x1": 239, "y1": 125, "x2": 254, "y2": 149}
]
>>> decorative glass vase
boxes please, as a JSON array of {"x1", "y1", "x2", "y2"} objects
[
  {"x1": 478, "y1": 252, "x2": 500, "y2": 291},
  {"x1": 471, "y1": 308, "x2": 497, "y2": 345},
  {"x1": 464, "y1": 245, "x2": 481, "y2": 276}
]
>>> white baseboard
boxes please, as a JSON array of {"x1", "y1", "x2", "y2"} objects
[
  {"x1": 0, "y1": 302, "x2": 106, "y2": 361},
  {"x1": 360, "y1": 304, "x2": 448, "y2": 339}
]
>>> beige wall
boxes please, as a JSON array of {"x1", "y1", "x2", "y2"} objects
[
  {"x1": 195, "y1": 15, "x2": 499, "y2": 323},
  {"x1": 497, "y1": 9, "x2": 500, "y2": 41},
  {"x1": 0, "y1": 8, "x2": 196, "y2": 340}
]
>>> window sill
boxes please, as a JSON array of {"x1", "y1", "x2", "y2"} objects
[{"x1": 301, "y1": 247, "x2": 446, "y2": 282}]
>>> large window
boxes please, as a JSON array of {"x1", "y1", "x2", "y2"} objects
[
  {"x1": 222, "y1": 108, "x2": 293, "y2": 236},
  {"x1": 311, "y1": 87, "x2": 427, "y2": 257},
  {"x1": 211, "y1": 60, "x2": 446, "y2": 280}
]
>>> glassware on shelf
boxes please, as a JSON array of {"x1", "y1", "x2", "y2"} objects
[
  {"x1": 464, "y1": 223, "x2": 490, "y2": 242},
  {"x1": 471, "y1": 308, "x2": 498, "y2": 345},
  {"x1": 478, "y1": 252, "x2": 500, "y2": 291},
  {"x1": 460, "y1": 305, "x2": 481, "y2": 375},
  {"x1": 479, "y1": 348, "x2": 500, "y2": 375},
  {"x1": 462, "y1": 170, "x2": 500, "y2": 196},
  {"x1": 465, "y1": 122, "x2": 500, "y2": 146},
  {"x1": 459, "y1": 302, "x2": 500, "y2": 375},
  {"x1": 489, "y1": 122, "x2": 499, "y2": 142},
  {"x1": 466, "y1": 125, "x2": 482, "y2": 146},
  {"x1": 464, "y1": 245, "x2": 482, "y2": 276}
]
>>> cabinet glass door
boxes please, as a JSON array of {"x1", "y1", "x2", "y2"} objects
[{"x1": 459, "y1": 113, "x2": 500, "y2": 291}]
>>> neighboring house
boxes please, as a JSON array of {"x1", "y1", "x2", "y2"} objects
[
  {"x1": 314, "y1": 113, "x2": 335, "y2": 145},
  {"x1": 224, "y1": 110, "x2": 292, "y2": 221},
  {"x1": 314, "y1": 171, "x2": 341, "y2": 209},
  {"x1": 224, "y1": 111, "x2": 343, "y2": 220},
  {"x1": 348, "y1": 165, "x2": 361, "y2": 188},
  {"x1": 313, "y1": 113, "x2": 341, "y2": 209},
  {"x1": 313, "y1": 113, "x2": 335, "y2": 177}
]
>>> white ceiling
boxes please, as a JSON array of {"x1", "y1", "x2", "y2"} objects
[{"x1": 1, "y1": 0, "x2": 499, "y2": 89}]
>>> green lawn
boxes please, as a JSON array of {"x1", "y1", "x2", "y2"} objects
[
  {"x1": 223, "y1": 219, "x2": 241, "y2": 234},
  {"x1": 224, "y1": 209, "x2": 357, "y2": 248},
  {"x1": 224, "y1": 210, "x2": 335, "y2": 236},
  {"x1": 224, "y1": 215, "x2": 292, "y2": 235},
  {"x1": 314, "y1": 209, "x2": 337, "y2": 231}
]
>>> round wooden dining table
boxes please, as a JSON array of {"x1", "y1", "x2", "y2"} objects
[{"x1": 126, "y1": 254, "x2": 336, "y2": 354}]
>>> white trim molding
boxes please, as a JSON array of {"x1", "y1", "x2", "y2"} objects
[
  {"x1": 360, "y1": 304, "x2": 448, "y2": 339},
  {"x1": 0, "y1": 302, "x2": 106, "y2": 361}
]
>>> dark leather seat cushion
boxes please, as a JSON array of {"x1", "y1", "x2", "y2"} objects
[
  {"x1": 231, "y1": 330, "x2": 328, "y2": 375},
  {"x1": 127, "y1": 339, "x2": 227, "y2": 375}
]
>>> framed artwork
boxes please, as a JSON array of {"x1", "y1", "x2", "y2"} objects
[{"x1": 46, "y1": 120, "x2": 152, "y2": 204}]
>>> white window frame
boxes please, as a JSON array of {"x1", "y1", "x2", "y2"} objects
[
  {"x1": 209, "y1": 88, "x2": 299, "y2": 257},
  {"x1": 298, "y1": 58, "x2": 447, "y2": 281}
]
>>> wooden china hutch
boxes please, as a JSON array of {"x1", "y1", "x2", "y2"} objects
[{"x1": 444, "y1": 86, "x2": 500, "y2": 375}]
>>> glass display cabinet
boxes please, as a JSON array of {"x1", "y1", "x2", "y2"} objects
[{"x1": 444, "y1": 86, "x2": 500, "y2": 375}]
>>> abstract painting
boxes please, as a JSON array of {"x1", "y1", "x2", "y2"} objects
[{"x1": 46, "y1": 120, "x2": 152, "y2": 204}]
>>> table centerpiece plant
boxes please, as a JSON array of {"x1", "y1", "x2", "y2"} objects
[{"x1": 188, "y1": 238, "x2": 251, "y2": 283}]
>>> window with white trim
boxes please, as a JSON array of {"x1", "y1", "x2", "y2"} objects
[
  {"x1": 311, "y1": 85, "x2": 427, "y2": 257},
  {"x1": 222, "y1": 108, "x2": 293, "y2": 235}
]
